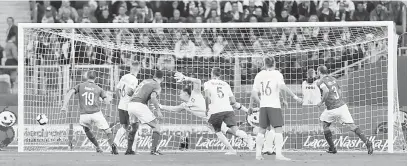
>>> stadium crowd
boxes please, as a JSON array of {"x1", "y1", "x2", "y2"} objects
[{"x1": 0, "y1": 0, "x2": 406, "y2": 93}]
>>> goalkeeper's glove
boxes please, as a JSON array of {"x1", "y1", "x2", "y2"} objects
[{"x1": 174, "y1": 72, "x2": 186, "y2": 82}]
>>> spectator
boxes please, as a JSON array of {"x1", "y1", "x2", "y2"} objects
[
  {"x1": 335, "y1": 2, "x2": 352, "y2": 21},
  {"x1": 78, "y1": 5, "x2": 98, "y2": 23},
  {"x1": 94, "y1": 0, "x2": 111, "y2": 22},
  {"x1": 113, "y1": 6, "x2": 129, "y2": 23},
  {"x1": 5, "y1": 35, "x2": 17, "y2": 66},
  {"x1": 169, "y1": 9, "x2": 185, "y2": 23},
  {"x1": 206, "y1": 10, "x2": 219, "y2": 23},
  {"x1": 37, "y1": 0, "x2": 58, "y2": 23},
  {"x1": 204, "y1": 1, "x2": 221, "y2": 18},
  {"x1": 248, "y1": 15, "x2": 258, "y2": 22},
  {"x1": 243, "y1": 0, "x2": 257, "y2": 19},
  {"x1": 370, "y1": 3, "x2": 390, "y2": 21},
  {"x1": 224, "y1": 0, "x2": 243, "y2": 13},
  {"x1": 97, "y1": 8, "x2": 112, "y2": 23},
  {"x1": 152, "y1": 12, "x2": 168, "y2": 23},
  {"x1": 227, "y1": 2, "x2": 244, "y2": 22},
  {"x1": 58, "y1": 0, "x2": 79, "y2": 22},
  {"x1": 352, "y1": 2, "x2": 370, "y2": 21},
  {"x1": 174, "y1": 32, "x2": 196, "y2": 59},
  {"x1": 42, "y1": 7, "x2": 56, "y2": 23},
  {"x1": 318, "y1": 0, "x2": 339, "y2": 12},
  {"x1": 254, "y1": 7, "x2": 265, "y2": 22},
  {"x1": 59, "y1": 10, "x2": 75, "y2": 23},
  {"x1": 195, "y1": 16, "x2": 203, "y2": 23},
  {"x1": 6, "y1": 17, "x2": 17, "y2": 46},
  {"x1": 298, "y1": 1, "x2": 317, "y2": 22},
  {"x1": 195, "y1": 38, "x2": 212, "y2": 60},
  {"x1": 213, "y1": 35, "x2": 227, "y2": 56},
  {"x1": 187, "y1": 7, "x2": 199, "y2": 23},
  {"x1": 317, "y1": 1, "x2": 335, "y2": 22},
  {"x1": 138, "y1": 1, "x2": 154, "y2": 23},
  {"x1": 277, "y1": 10, "x2": 289, "y2": 22},
  {"x1": 151, "y1": 1, "x2": 164, "y2": 14}
]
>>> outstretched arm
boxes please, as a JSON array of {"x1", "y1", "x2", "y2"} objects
[
  {"x1": 161, "y1": 104, "x2": 184, "y2": 112},
  {"x1": 62, "y1": 89, "x2": 75, "y2": 110},
  {"x1": 150, "y1": 92, "x2": 163, "y2": 119},
  {"x1": 279, "y1": 84, "x2": 301, "y2": 103},
  {"x1": 174, "y1": 72, "x2": 202, "y2": 93},
  {"x1": 318, "y1": 84, "x2": 330, "y2": 107}
]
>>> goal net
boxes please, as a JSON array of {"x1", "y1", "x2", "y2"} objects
[{"x1": 17, "y1": 22, "x2": 403, "y2": 153}]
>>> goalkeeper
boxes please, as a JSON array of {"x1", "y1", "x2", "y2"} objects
[{"x1": 160, "y1": 72, "x2": 254, "y2": 151}]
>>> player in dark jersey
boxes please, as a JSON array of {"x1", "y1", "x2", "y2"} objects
[
  {"x1": 127, "y1": 70, "x2": 164, "y2": 155},
  {"x1": 316, "y1": 66, "x2": 373, "y2": 155},
  {"x1": 61, "y1": 70, "x2": 118, "y2": 154}
]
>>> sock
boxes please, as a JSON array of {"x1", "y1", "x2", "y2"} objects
[
  {"x1": 324, "y1": 130, "x2": 335, "y2": 148},
  {"x1": 85, "y1": 130, "x2": 99, "y2": 148},
  {"x1": 215, "y1": 132, "x2": 234, "y2": 151},
  {"x1": 256, "y1": 133, "x2": 265, "y2": 157},
  {"x1": 106, "y1": 132, "x2": 115, "y2": 146},
  {"x1": 127, "y1": 124, "x2": 138, "y2": 151},
  {"x1": 235, "y1": 130, "x2": 250, "y2": 143},
  {"x1": 274, "y1": 133, "x2": 284, "y2": 156},
  {"x1": 353, "y1": 128, "x2": 369, "y2": 144},
  {"x1": 114, "y1": 127, "x2": 127, "y2": 145},
  {"x1": 263, "y1": 129, "x2": 276, "y2": 152},
  {"x1": 151, "y1": 131, "x2": 160, "y2": 152}
]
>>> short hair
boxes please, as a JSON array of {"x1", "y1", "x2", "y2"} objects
[
  {"x1": 131, "y1": 61, "x2": 140, "y2": 68},
  {"x1": 212, "y1": 67, "x2": 222, "y2": 77},
  {"x1": 87, "y1": 70, "x2": 96, "y2": 80},
  {"x1": 307, "y1": 69, "x2": 315, "y2": 78},
  {"x1": 182, "y1": 84, "x2": 192, "y2": 96},
  {"x1": 154, "y1": 70, "x2": 164, "y2": 79},
  {"x1": 264, "y1": 56, "x2": 275, "y2": 68},
  {"x1": 317, "y1": 66, "x2": 328, "y2": 75}
]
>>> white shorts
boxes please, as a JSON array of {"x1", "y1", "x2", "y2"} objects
[
  {"x1": 206, "y1": 122, "x2": 229, "y2": 134},
  {"x1": 79, "y1": 111, "x2": 110, "y2": 130},
  {"x1": 320, "y1": 104, "x2": 354, "y2": 124},
  {"x1": 127, "y1": 102, "x2": 156, "y2": 124}
]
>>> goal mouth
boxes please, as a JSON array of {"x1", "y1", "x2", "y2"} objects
[{"x1": 16, "y1": 22, "x2": 402, "y2": 153}]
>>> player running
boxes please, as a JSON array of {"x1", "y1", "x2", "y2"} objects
[
  {"x1": 160, "y1": 72, "x2": 254, "y2": 152},
  {"x1": 61, "y1": 70, "x2": 118, "y2": 154},
  {"x1": 316, "y1": 66, "x2": 373, "y2": 155},
  {"x1": 127, "y1": 70, "x2": 164, "y2": 155},
  {"x1": 203, "y1": 67, "x2": 254, "y2": 155},
  {"x1": 250, "y1": 56, "x2": 302, "y2": 160},
  {"x1": 114, "y1": 62, "x2": 141, "y2": 155}
]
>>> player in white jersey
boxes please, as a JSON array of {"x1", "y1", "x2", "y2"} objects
[
  {"x1": 250, "y1": 56, "x2": 302, "y2": 160},
  {"x1": 114, "y1": 62, "x2": 141, "y2": 155},
  {"x1": 161, "y1": 72, "x2": 254, "y2": 153},
  {"x1": 301, "y1": 69, "x2": 322, "y2": 106},
  {"x1": 203, "y1": 67, "x2": 254, "y2": 155}
]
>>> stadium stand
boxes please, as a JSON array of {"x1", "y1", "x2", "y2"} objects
[{"x1": 0, "y1": 0, "x2": 406, "y2": 95}]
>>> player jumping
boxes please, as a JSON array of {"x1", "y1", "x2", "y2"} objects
[
  {"x1": 127, "y1": 70, "x2": 164, "y2": 155},
  {"x1": 250, "y1": 56, "x2": 302, "y2": 160},
  {"x1": 203, "y1": 67, "x2": 254, "y2": 155},
  {"x1": 61, "y1": 70, "x2": 118, "y2": 154},
  {"x1": 160, "y1": 72, "x2": 254, "y2": 153},
  {"x1": 316, "y1": 66, "x2": 373, "y2": 155},
  {"x1": 114, "y1": 62, "x2": 141, "y2": 155}
]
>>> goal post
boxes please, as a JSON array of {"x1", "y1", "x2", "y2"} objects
[{"x1": 18, "y1": 21, "x2": 401, "y2": 153}]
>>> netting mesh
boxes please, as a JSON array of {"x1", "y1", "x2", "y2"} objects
[{"x1": 20, "y1": 23, "x2": 403, "y2": 152}]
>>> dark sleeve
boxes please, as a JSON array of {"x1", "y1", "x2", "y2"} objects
[
  {"x1": 99, "y1": 87, "x2": 107, "y2": 99},
  {"x1": 73, "y1": 84, "x2": 80, "y2": 94},
  {"x1": 152, "y1": 83, "x2": 161, "y2": 95}
]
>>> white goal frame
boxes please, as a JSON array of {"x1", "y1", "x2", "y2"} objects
[{"x1": 17, "y1": 21, "x2": 397, "y2": 153}]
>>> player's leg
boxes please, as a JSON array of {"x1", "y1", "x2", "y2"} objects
[
  {"x1": 208, "y1": 112, "x2": 235, "y2": 154},
  {"x1": 79, "y1": 114, "x2": 102, "y2": 152},
  {"x1": 269, "y1": 108, "x2": 290, "y2": 160},
  {"x1": 255, "y1": 108, "x2": 269, "y2": 160},
  {"x1": 126, "y1": 115, "x2": 139, "y2": 155},
  {"x1": 93, "y1": 111, "x2": 118, "y2": 155},
  {"x1": 145, "y1": 119, "x2": 162, "y2": 155},
  {"x1": 262, "y1": 126, "x2": 276, "y2": 155},
  {"x1": 114, "y1": 109, "x2": 129, "y2": 146},
  {"x1": 224, "y1": 111, "x2": 254, "y2": 150},
  {"x1": 319, "y1": 109, "x2": 337, "y2": 153},
  {"x1": 338, "y1": 105, "x2": 373, "y2": 155}
]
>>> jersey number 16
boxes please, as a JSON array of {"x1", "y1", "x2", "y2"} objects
[{"x1": 260, "y1": 81, "x2": 272, "y2": 96}]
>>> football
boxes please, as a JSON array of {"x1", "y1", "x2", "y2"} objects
[{"x1": 36, "y1": 114, "x2": 48, "y2": 125}]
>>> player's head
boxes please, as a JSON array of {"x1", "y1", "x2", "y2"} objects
[
  {"x1": 211, "y1": 67, "x2": 222, "y2": 79},
  {"x1": 86, "y1": 70, "x2": 96, "y2": 81},
  {"x1": 180, "y1": 84, "x2": 192, "y2": 102},
  {"x1": 153, "y1": 70, "x2": 164, "y2": 83},
  {"x1": 264, "y1": 56, "x2": 276, "y2": 69},
  {"x1": 317, "y1": 66, "x2": 328, "y2": 77},
  {"x1": 306, "y1": 68, "x2": 316, "y2": 83},
  {"x1": 130, "y1": 61, "x2": 141, "y2": 74}
]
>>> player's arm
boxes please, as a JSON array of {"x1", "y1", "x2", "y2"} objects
[
  {"x1": 318, "y1": 83, "x2": 330, "y2": 107},
  {"x1": 62, "y1": 85, "x2": 79, "y2": 110},
  {"x1": 160, "y1": 104, "x2": 185, "y2": 112},
  {"x1": 174, "y1": 72, "x2": 201, "y2": 93},
  {"x1": 278, "y1": 74, "x2": 301, "y2": 102},
  {"x1": 227, "y1": 84, "x2": 248, "y2": 113},
  {"x1": 203, "y1": 82, "x2": 210, "y2": 116},
  {"x1": 250, "y1": 74, "x2": 261, "y2": 106},
  {"x1": 99, "y1": 88, "x2": 112, "y2": 104},
  {"x1": 150, "y1": 87, "x2": 163, "y2": 118}
]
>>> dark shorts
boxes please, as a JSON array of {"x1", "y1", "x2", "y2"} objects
[
  {"x1": 208, "y1": 111, "x2": 236, "y2": 132},
  {"x1": 259, "y1": 107, "x2": 284, "y2": 128},
  {"x1": 118, "y1": 109, "x2": 130, "y2": 125}
]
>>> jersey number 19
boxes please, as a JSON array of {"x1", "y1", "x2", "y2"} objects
[{"x1": 82, "y1": 92, "x2": 95, "y2": 106}]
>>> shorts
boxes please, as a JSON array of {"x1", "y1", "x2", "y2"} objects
[
  {"x1": 127, "y1": 102, "x2": 156, "y2": 124},
  {"x1": 259, "y1": 107, "x2": 284, "y2": 129},
  {"x1": 118, "y1": 109, "x2": 138, "y2": 125},
  {"x1": 79, "y1": 111, "x2": 110, "y2": 130},
  {"x1": 208, "y1": 111, "x2": 236, "y2": 132},
  {"x1": 320, "y1": 104, "x2": 354, "y2": 124}
]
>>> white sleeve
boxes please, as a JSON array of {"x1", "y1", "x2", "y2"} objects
[
  {"x1": 226, "y1": 84, "x2": 234, "y2": 97},
  {"x1": 278, "y1": 72, "x2": 285, "y2": 85},
  {"x1": 129, "y1": 78, "x2": 138, "y2": 90},
  {"x1": 252, "y1": 74, "x2": 260, "y2": 91},
  {"x1": 203, "y1": 81, "x2": 209, "y2": 91},
  {"x1": 116, "y1": 76, "x2": 125, "y2": 89}
]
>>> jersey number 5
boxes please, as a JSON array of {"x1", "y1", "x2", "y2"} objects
[
  {"x1": 217, "y1": 87, "x2": 224, "y2": 98},
  {"x1": 81, "y1": 92, "x2": 95, "y2": 106},
  {"x1": 332, "y1": 86, "x2": 340, "y2": 99},
  {"x1": 260, "y1": 81, "x2": 272, "y2": 96}
]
